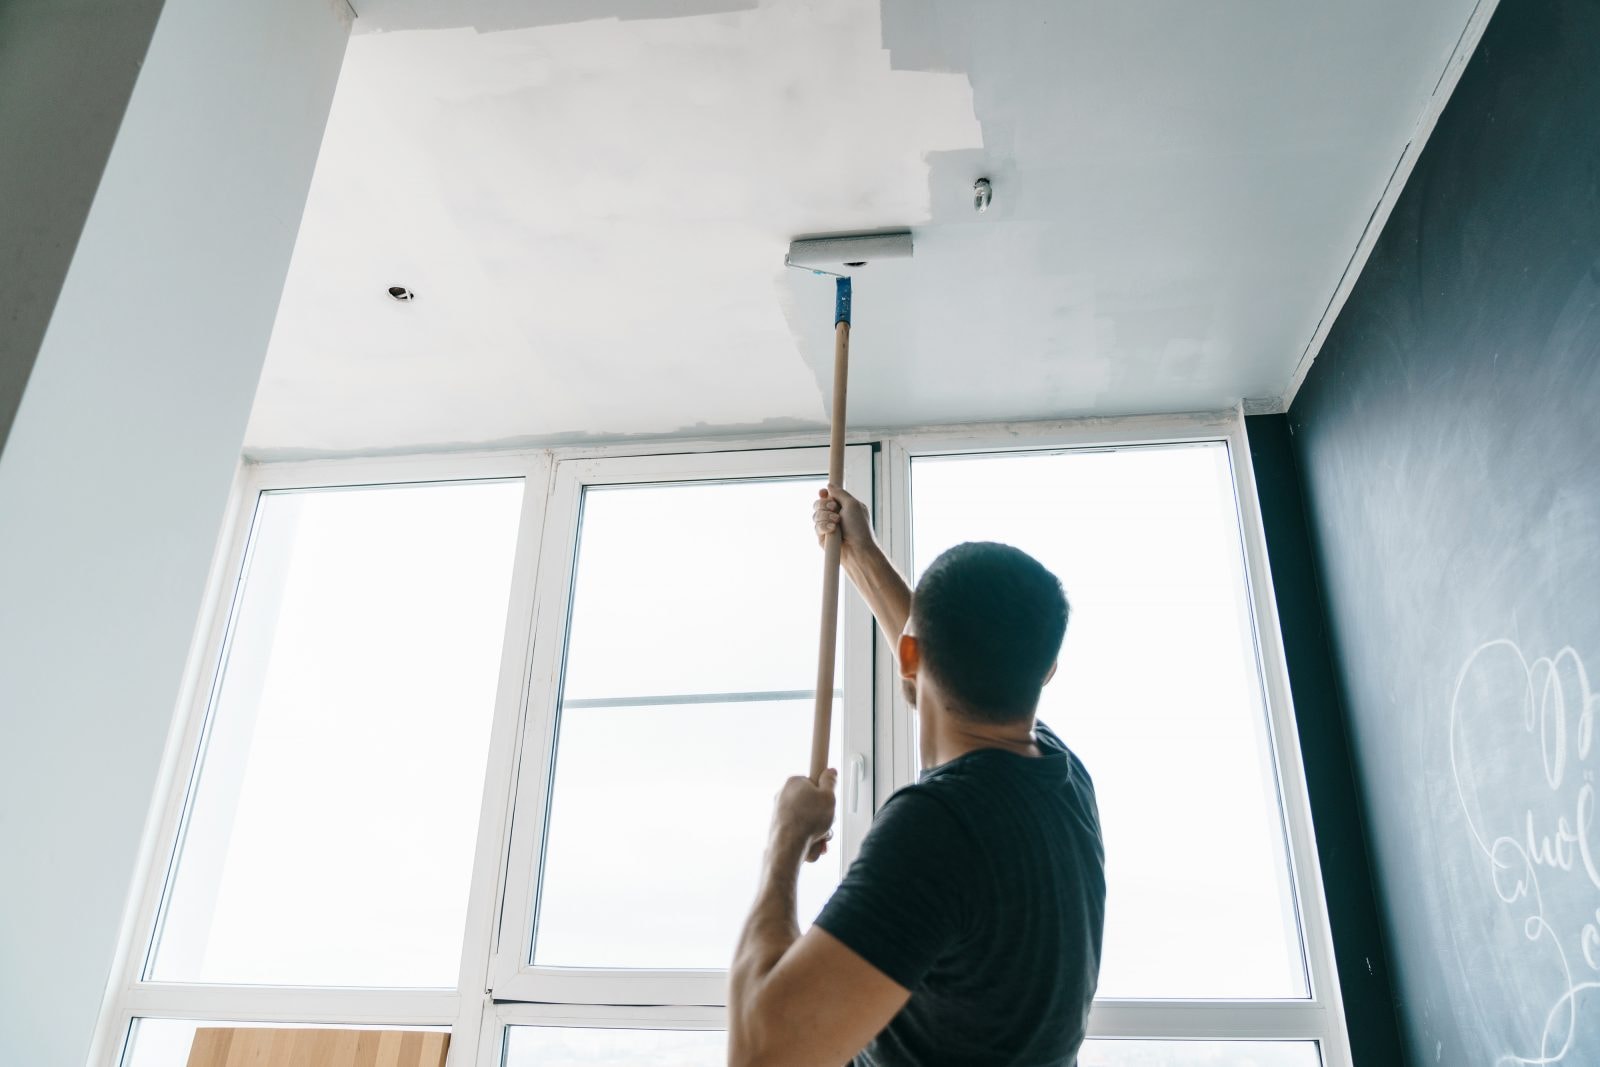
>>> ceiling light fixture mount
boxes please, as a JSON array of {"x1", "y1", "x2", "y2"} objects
[
  {"x1": 973, "y1": 178, "x2": 993, "y2": 214},
  {"x1": 387, "y1": 286, "x2": 416, "y2": 301}
]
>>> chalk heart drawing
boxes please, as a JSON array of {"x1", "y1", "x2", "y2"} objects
[{"x1": 1450, "y1": 639, "x2": 1600, "y2": 1066}]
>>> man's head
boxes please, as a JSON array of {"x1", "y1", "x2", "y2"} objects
[{"x1": 899, "y1": 541, "x2": 1069, "y2": 724}]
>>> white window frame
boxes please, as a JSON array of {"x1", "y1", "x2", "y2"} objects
[
  {"x1": 92, "y1": 450, "x2": 552, "y2": 1067},
  {"x1": 95, "y1": 410, "x2": 1349, "y2": 1067},
  {"x1": 489, "y1": 444, "x2": 877, "y2": 1006}
]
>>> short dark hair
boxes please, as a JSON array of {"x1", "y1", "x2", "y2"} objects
[{"x1": 910, "y1": 541, "x2": 1069, "y2": 723}]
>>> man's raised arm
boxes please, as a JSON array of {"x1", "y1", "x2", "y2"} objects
[{"x1": 813, "y1": 487, "x2": 912, "y2": 645}]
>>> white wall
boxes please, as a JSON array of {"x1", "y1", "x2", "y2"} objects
[{"x1": 0, "y1": 1, "x2": 350, "y2": 1063}]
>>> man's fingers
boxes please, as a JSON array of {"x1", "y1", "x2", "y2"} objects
[
  {"x1": 773, "y1": 771, "x2": 837, "y2": 864},
  {"x1": 813, "y1": 492, "x2": 846, "y2": 550},
  {"x1": 814, "y1": 509, "x2": 840, "y2": 545}
]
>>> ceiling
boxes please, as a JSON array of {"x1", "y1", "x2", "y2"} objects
[{"x1": 245, "y1": 0, "x2": 1479, "y2": 457}]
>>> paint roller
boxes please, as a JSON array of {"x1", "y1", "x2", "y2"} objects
[{"x1": 785, "y1": 230, "x2": 914, "y2": 782}]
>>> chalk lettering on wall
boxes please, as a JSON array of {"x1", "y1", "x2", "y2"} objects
[{"x1": 1450, "y1": 639, "x2": 1600, "y2": 1066}]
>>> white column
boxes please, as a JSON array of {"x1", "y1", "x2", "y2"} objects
[{"x1": 0, "y1": 1, "x2": 350, "y2": 1063}]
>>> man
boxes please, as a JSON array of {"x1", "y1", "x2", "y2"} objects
[{"x1": 728, "y1": 487, "x2": 1106, "y2": 1067}]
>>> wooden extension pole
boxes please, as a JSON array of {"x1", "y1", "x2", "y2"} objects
[{"x1": 810, "y1": 276, "x2": 851, "y2": 782}]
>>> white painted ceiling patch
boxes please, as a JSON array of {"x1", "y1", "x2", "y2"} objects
[{"x1": 248, "y1": 0, "x2": 1480, "y2": 456}]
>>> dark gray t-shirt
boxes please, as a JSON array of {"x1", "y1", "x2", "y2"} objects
[{"x1": 815, "y1": 723, "x2": 1105, "y2": 1067}]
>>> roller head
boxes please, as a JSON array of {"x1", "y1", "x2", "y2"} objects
[{"x1": 785, "y1": 230, "x2": 913, "y2": 276}]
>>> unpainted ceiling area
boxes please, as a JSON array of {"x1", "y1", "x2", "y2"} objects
[{"x1": 245, "y1": 0, "x2": 1479, "y2": 457}]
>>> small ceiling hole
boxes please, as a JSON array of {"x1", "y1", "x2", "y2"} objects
[
  {"x1": 388, "y1": 286, "x2": 416, "y2": 301},
  {"x1": 844, "y1": 260, "x2": 867, "y2": 268}
]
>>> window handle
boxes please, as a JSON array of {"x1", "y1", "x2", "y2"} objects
[{"x1": 848, "y1": 753, "x2": 868, "y2": 816}]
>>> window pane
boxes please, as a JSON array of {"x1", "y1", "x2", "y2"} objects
[
  {"x1": 534, "y1": 478, "x2": 841, "y2": 968},
  {"x1": 150, "y1": 480, "x2": 523, "y2": 987},
  {"x1": 504, "y1": 1026, "x2": 725, "y2": 1066},
  {"x1": 561, "y1": 480, "x2": 830, "y2": 700},
  {"x1": 122, "y1": 1020, "x2": 447, "y2": 1067},
  {"x1": 911, "y1": 445, "x2": 1306, "y2": 999},
  {"x1": 121, "y1": 1019, "x2": 200, "y2": 1067},
  {"x1": 1080, "y1": 1039, "x2": 1320, "y2": 1066},
  {"x1": 537, "y1": 698, "x2": 837, "y2": 968}
]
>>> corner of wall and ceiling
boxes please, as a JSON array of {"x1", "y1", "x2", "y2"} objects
[
  {"x1": 1276, "y1": 0, "x2": 1503, "y2": 413},
  {"x1": 1242, "y1": 396, "x2": 1288, "y2": 416}
]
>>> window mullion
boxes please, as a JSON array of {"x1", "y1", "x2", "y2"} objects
[
  {"x1": 872, "y1": 437, "x2": 918, "y2": 801},
  {"x1": 839, "y1": 443, "x2": 880, "y2": 855},
  {"x1": 120, "y1": 984, "x2": 460, "y2": 1026},
  {"x1": 451, "y1": 454, "x2": 554, "y2": 1065},
  {"x1": 489, "y1": 459, "x2": 583, "y2": 999},
  {"x1": 562, "y1": 688, "x2": 841, "y2": 709}
]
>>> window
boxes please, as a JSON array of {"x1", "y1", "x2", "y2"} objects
[
  {"x1": 102, "y1": 417, "x2": 1347, "y2": 1067},
  {"x1": 910, "y1": 444, "x2": 1302, "y2": 999},
  {"x1": 533, "y1": 479, "x2": 846, "y2": 971},
  {"x1": 150, "y1": 479, "x2": 524, "y2": 988},
  {"x1": 900, "y1": 429, "x2": 1342, "y2": 1059},
  {"x1": 493, "y1": 446, "x2": 875, "y2": 1005}
]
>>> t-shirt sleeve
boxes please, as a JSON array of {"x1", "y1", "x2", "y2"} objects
[{"x1": 813, "y1": 786, "x2": 974, "y2": 990}]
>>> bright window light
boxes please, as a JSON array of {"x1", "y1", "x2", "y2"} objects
[
  {"x1": 120, "y1": 1019, "x2": 207, "y2": 1067},
  {"x1": 911, "y1": 444, "x2": 1306, "y2": 999},
  {"x1": 534, "y1": 478, "x2": 840, "y2": 969},
  {"x1": 1080, "y1": 1039, "x2": 1322, "y2": 1066},
  {"x1": 149, "y1": 480, "x2": 524, "y2": 987},
  {"x1": 503, "y1": 1025, "x2": 725, "y2": 1066}
]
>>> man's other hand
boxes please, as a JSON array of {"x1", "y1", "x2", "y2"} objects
[
  {"x1": 814, "y1": 487, "x2": 872, "y2": 559},
  {"x1": 772, "y1": 770, "x2": 837, "y2": 863}
]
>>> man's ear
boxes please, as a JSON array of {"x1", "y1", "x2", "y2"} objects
[
  {"x1": 897, "y1": 633, "x2": 920, "y2": 680},
  {"x1": 1042, "y1": 659, "x2": 1059, "y2": 686}
]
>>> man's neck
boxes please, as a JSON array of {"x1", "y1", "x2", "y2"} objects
[{"x1": 922, "y1": 703, "x2": 1040, "y2": 768}]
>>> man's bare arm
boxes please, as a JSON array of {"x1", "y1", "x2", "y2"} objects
[
  {"x1": 814, "y1": 488, "x2": 912, "y2": 644},
  {"x1": 728, "y1": 772, "x2": 910, "y2": 1067}
]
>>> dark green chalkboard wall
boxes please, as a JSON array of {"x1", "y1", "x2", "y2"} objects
[{"x1": 1280, "y1": 0, "x2": 1600, "y2": 1063}]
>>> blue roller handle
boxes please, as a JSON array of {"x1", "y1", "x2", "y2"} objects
[{"x1": 835, "y1": 276, "x2": 852, "y2": 326}]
